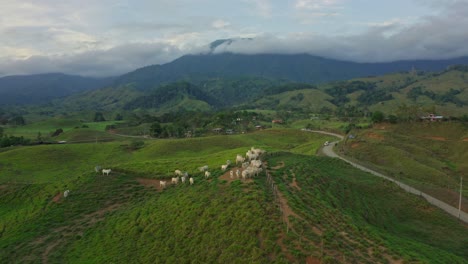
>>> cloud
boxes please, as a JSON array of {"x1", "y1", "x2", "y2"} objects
[
  {"x1": 0, "y1": 42, "x2": 189, "y2": 77},
  {"x1": 294, "y1": 0, "x2": 343, "y2": 23},
  {"x1": 1, "y1": 0, "x2": 468, "y2": 77},
  {"x1": 212, "y1": 19, "x2": 231, "y2": 29},
  {"x1": 244, "y1": 0, "x2": 273, "y2": 18},
  {"x1": 210, "y1": 7, "x2": 468, "y2": 63}
]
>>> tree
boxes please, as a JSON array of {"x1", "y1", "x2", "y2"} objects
[
  {"x1": 51, "y1": 128, "x2": 64, "y2": 137},
  {"x1": 93, "y1": 112, "x2": 106, "y2": 122},
  {"x1": 129, "y1": 140, "x2": 144, "y2": 150},
  {"x1": 150, "y1": 122, "x2": 162, "y2": 138},
  {"x1": 115, "y1": 113, "x2": 123, "y2": 121},
  {"x1": 371, "y1": 111, "x2": 385, "y2": 123},
  {"x1": 387, "y1": 115, "x2": 398, "y2": 124}
]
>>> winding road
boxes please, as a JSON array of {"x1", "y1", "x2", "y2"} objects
[{"x1": 308, "y1": 130, "x2": 468, "y2": 224}]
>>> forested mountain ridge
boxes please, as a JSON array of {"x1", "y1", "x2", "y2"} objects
[
  {"x1": 0, "y1": 73, "x2": 113, "y2": 105},
  {"x1": 113, "y1": 53, "x2": 468, "y2": 90}
]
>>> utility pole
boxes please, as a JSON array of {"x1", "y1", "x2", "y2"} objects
[{"x1": 459, "y1": 176, "x2": 463, "y2": 219}]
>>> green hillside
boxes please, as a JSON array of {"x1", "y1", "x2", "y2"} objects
[
  {"x1": 336, "y1": 68, "x2": 468, "y2": 117},
  {"x1": 252, "y1": 88, "x2": 336, "y2": 112},
  {"x1": 1, "y1": 131, "x2": 467, "y2": 263},
  {"x1": 342, "y1": 122, "x2": 468, "y2": 210}
]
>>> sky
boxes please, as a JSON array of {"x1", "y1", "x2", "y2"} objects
[{"x1": 1, "y1": 0, "x2": 468, "y2": 77}]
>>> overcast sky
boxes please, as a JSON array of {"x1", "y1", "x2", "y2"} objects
[{"x1": 1, "y1": 0, "x2": 467, "y2": 77}]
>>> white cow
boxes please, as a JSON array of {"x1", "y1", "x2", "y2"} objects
[
  {"x1": 229, "y1": 170, "x2": 234, "y2": 179},
  {"x1": 236, "y1": 169, "x2": 240, "y2": 179},
  {"x1": 205, "y1": 171, "x2": 211, "y2": 179},
  {"x1": 242, "y1": 162, "x2": 250, "y2": 169},
  {"x1": 181, "y1": 175, "x2": 187, "y2": 184},
  {"x1": 175, "y1": 170, "x2": 183, "y2": 176},
  {"x1": 189, "y1": 177, "x2": 194, "y2": 185},
  {"x1": 221, "y1": 164, "x2": 228, "y2": 171},
  {"x1": 160, "y1": 180, "x2": 167, "y2": 188},
  {"x1": 251, "y1": 160, "x2": 262, "y2": 168},
  {"x1": 236, "y1": 154, "x2": 245, "y2": 165},
  {"x1": 242, "y1": 170, "x2": 249, "y2": 180},
  {"x1": 64, "y1": 190, "x2": 70, "y2": 198},
  {"x1": 102, "y1": 169, "x2": 111, "y2": 176},
  {"x1": 171, "y1": 177, "x2": 179, "y2": 184},
  {"x1": 199, "y1": 165, "x2": 209, "y2": 172}
]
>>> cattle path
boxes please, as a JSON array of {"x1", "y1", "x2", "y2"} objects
[{"x1": 307, "y1": 130, "x2": 468, "y2": 224}]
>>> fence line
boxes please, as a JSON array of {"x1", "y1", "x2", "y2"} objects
[{"x1": 265, "y1": 166, "x2": 289, "y2": 232}]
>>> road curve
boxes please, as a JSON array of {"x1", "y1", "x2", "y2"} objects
[{"x1": 307, "y1": 130, "x2": 468, "y2": 224}]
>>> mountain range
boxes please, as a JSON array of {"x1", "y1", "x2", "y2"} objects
[{"x1": 1, "y1": 51, "x2": 468, "y2": 108}]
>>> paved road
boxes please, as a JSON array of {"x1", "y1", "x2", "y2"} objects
[{"x1": 307, "y1": 130, "x2": 468, "y2": 224}]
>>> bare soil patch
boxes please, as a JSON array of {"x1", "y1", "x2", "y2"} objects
[
  {"x1": 423, "y1": 136, "x2": 446, "y2": 141},
  {"x1": 290, "y1": 172, "x2": 301, "y2": 191},
  {"x1": 462, "y1": 138, "x2": 468, "y2": 142},
  {"x1": 52, "y1": 193, "x2": 62, "y2": 203},
  {"x1": 367, "y1": 132, "x2": 384, "y2": 140},
  {"x1": 277, "y1": 189, "x2": 302, "y2": 224},
  {"x1": 351, "y1": 142, "x2": 360, "y2": 149},
  {"x1": 276, "y1": 232, "x2": 296, "y2": 262},
  {"x1": 219, "y1": 168, "x2": 253, "y2": 184},
  {"x1": 306, "y1": 256, "x2": 321, "y2": 264},
  {"x1": 136, "y1": 177, "x2": 174, "y2": 191}
]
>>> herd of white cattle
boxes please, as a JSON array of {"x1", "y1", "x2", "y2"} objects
[
  {"x1": 161, "y1": 146, "x2": 265, "y2": 190},
  {"x1": 90, "y1": 147, "x2": 265, "y2": 193}
]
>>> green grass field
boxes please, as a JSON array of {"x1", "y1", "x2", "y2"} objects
[
  {"x1": 1, "y1": 127, "x2": 467, "y2": 263},
  {"x1": 3, "y1": 119, "x2": 123, "y2": 140},
  {"x1": 343, "y1": 122, "x2": 468, "y2": 210},
  {"x1": 267, "y1": 153, "x2": 468, "y2": 263}
]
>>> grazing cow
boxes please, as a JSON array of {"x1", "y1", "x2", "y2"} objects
[
  {"x1": 236, "y1": 169, "x2": 240, "y2": 179},
  {"x1": 242, "y1": 170, "x2": 249, "y2": 180},
  {"x1": 205, "y1": 171, "x2": 211, "y2": 179},
  {"x1": 102, "y1": 169, "x2": 111, "y2": 176},
  {"x1": 242, "y1": 162, "x2": 250, "y2": 169},
  {"x1": 189, "y1": 177, "x2": 194, "y2": 185},
  {"x1": 252, "y1": 167, "x2": 263, "y2": 177},
  {"x1": 221, "y1": 164, "x2": 228, "y2": 171},
  {"x1": 175, "y1": 170, "x2": 183, "y2": 176},
  {"x1": 199, "y1": 165, "x2": 209, "y2": 172},
  {"x1": 160, "y1": 180, "x2": 167, "y2": 188},
  {"x1": 171, "y1": 177, "x2": 179, "y2": 184},
  {"x1": 181, "y1": 175, "x2": 187, "y2": 184},
  {"x1": 251, "y1": 160, "x2": 262, "y2": 168},
  {"x1": 229, "y1": 170, "x2": 234, "y2": 179},
  {"x1": 64, "y1": 190, "x2": 70, "y2": 198},
  {"x1": 236, "y1": 154, "x2": 245, "y2": 165}
]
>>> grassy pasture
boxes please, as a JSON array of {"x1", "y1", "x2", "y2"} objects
[
  {"x1": 267, "y1": 153, "x2": 468, "y2": 263},
  {"x1": 3, "y1": 119, "x2": 122, "y2": 140},
  {"x1": 1, "y1": 128, "x2": 467, "y2": 263},
  {"x1": 343, "y1": 122, "x2": 468, "y2": 209},
  {"x1": 0, "y1": 129, "x2": 335, "y2": 183}
]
